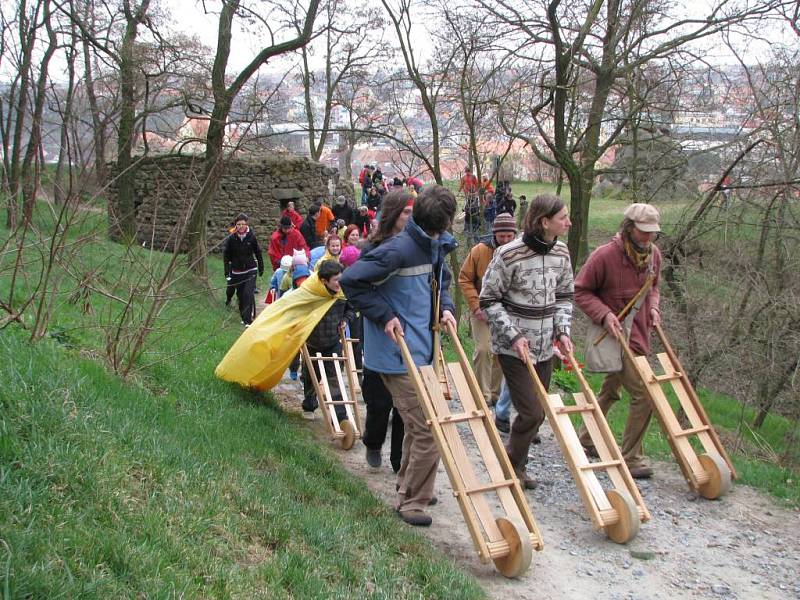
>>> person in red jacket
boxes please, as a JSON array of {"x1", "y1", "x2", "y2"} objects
[
  {"x1": 459, "y1": 167, "x2": 479, "y2": 195},
  {"x1": 575, "y1": 203, "x2": 662, "y2": 479},
  {"x1": 268, "y1": 215, "x2": 309, "y2": 270},
  {"x1": 281, "y1": 201, "x2": 303, "y2": 229}
]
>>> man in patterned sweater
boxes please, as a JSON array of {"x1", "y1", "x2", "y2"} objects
[{"x1": 479, "y1": 194, "x2": 574, "y2": 489}]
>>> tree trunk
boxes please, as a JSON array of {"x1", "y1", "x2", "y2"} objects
[
  {"x1": 21, "y1": 0, "x2": 56, "y2": 224},
  {"x1": 55, "y1": 18, "x2": 78, "y2": 205},
  {"x1": 7, "y1": 0, "x2": 40, "y2": 227},
  {"x1": 186, "y1": 104, "x2": 228, "y2": 277},
  {"x1": 81, "y1": 4, "x2": 108, "y2": 188},
  {"x1": 112, "y1": 0, "x2": 150, "y2": 240},
  {"x1": 338, "y1": 133, "x2": 353, "y2": 184}
]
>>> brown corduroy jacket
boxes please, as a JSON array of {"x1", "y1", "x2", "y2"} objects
[{"x1": 458, "y1": 239, "x2": 496, "y2": 313}]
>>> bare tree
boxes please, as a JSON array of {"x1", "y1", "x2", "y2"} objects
[
  {"x1": 183, "y1": 0, "x2": 320, "y2": 277},
  {"x1": 292, "y1": 0, "x2": 386, "y2": 161},
  {"x1": 661, "y1": 40, "x2": 799, "y2": 439},
  {"x1": 381, "y1": 0, "x2": 458, "y2": 184},
  {"x1": 481, "y1": 0, "x2": 787, "y2": 264}
]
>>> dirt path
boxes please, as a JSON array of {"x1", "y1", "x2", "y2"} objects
[{"x1": 270, "y1": 373, "x2": 799, "y2": 600}]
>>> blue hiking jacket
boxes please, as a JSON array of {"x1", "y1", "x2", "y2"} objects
[{"x1": 340, "y1": 218, "x2": 457, "y2": 374}]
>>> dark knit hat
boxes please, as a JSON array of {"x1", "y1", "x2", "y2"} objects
[
  {"x1": 493, "y1": 212, "x2": 516, "y2": 234},
  {"x1": 279, "y1": 215, "x2": 292, "y2": 228}
]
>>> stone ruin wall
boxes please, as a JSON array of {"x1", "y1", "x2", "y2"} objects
[{"x1": 107, "y1": 154, "x2": 354, "y2": 252}]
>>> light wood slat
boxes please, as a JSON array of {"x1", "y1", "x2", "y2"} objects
[
  {"x1": 654, "y1": 324, "x2": 737, "y2": 478},
  {"x1": 332, "y1": 354, "x2": 360, "y2": 437},
  {"x1": 636, "y1": 357, "x2": 704, "y2": 480},
  {"x1": 437, "y1": 410, "x2": 487, "y2": 424},
  {"x1": 395, "y1": 337, "x2": 492, "y2": 562},
  {"x1": 301, "y1": 346, "x2": 336, "y2": 438},
  {"x1": 650, "y1": 371, "x2": 683, "y2": 384},
  {"x1": 579, "y1": 460, "x2": 623, "y2": 470},
  {"x1": 458, "y1": 479, "x2": 516, "y2": 496},
  {"x1": 556, "y1": 404, "x2": 597, "y2": 414},
  {"x1": 447, "y1": 364, "x2": 530, "y2": 528},
  {"x1": 420, "y1": 366, "x2": 504, "y2": 543},
  {"x1": 316, "y1": 352, "x2": 343, "y2": 436},
  {"x1": 572, "y1": 393, "x2": 648, "y2": 520},
  {"x1": 565, "y1": 351, "x2": 651, "y2": 523},
  {"x1": 444, "y1": 322, "x2": 543, "y2": 549},
  {"x1": 545, "y1": 391, "x2": 612, "y2": 522},
  {"x1": 673, "y1": 425, "x2": 712, "y2": 438},
  {"x1": 656, "y1": 354, "x2": 719, "y2": 456}
]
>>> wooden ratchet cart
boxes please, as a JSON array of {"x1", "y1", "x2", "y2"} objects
[
  {"x1": 622, "y1": 323, "x2": 736, "y2": 499},
  {"x1": 525, "y1": 352, "x2": 649, "y2": 543},
  {"x1": 397, "y1": 322, "x2": 543, "y2": 578},
  {"x1": 301, "y1": 340, "x2": 362, "y2": 450}
]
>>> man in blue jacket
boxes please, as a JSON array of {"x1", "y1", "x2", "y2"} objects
[{"x1": 341, "y1": 184, "x2": 457, "y2": 527}]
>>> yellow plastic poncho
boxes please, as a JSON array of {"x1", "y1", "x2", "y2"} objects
[{"x1": 215, "y1": 272, "x2": 344, "y2": 391}]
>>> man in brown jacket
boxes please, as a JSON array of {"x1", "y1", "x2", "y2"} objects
[
  {"x1": 458, "y1": 213, "x2": 517, "y2": 406},
  {"x1": 575, "y1": 203, "x2": 662, "y2": 478}
]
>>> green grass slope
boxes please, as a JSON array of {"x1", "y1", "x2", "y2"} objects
[{"x1": 0, "y1": 208, "x2": 484, "y2": 598}]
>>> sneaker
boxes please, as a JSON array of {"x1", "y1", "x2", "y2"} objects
[
  {"x1": 397, "y1": 509, "x2": 432, "y2": 527},
  {"x1": 532, "y1": 433, "x2": 542, "y2": 445},
  {"x1": 495, "y1": 416, "x2": 510, "y2": 434},
  {"x1": 302, "y1": 411, "x2": 316, "y2": 421},
  {"x1": 365, "y1": 447, "x2": 382, "y2": 468},
  {"x1": 628, "y1": 464, "x2": 654, "y2": 479},
  {"x1": 289, "y1": 370, "x2": 298, "y2": 380}
]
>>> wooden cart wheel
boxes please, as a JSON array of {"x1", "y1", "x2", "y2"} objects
[
  {"x1": 492, "y1": 517, "x2": 532, "y2": 578},
  {"x1": 697, "y1": 452, "x2": 732, "y2": 500},
  {"x1": 604, "y1": 489, "x2": 640, "y2": 544},
  {"x1": 339, "y1": 419, "x2": 356, "y2": 450}
]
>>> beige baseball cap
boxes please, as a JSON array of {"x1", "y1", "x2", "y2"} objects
[{"x1": 624, "y1": 203, "x2": 661, "y2": 232}]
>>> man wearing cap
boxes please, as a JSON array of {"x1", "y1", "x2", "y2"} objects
[
  {"x1": 332, "y1": 195, "x2": 354, "y2": 225},
  {"x1": 268, "y1": 215, "x2": 309, "y2": 271},
  {"x1": 458, "y1": 213, "x2": 517, "y2": 408},
  {"x1": 575, "y1": 202, "x2": 662, "y2": 479}
]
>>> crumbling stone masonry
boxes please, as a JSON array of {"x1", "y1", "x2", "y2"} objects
[{"x1": 107, "y1": 153, "x2": 353, "y2": 252}]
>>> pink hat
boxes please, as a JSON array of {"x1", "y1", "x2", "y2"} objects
[
  {"x1": 292, "y1": 249, "x2": 308, "y2": 266},
  {"x1": 340, "y1": 244, "x2": 361, "y2": 267}
]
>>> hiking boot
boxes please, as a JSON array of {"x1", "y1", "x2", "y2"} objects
[
  {"x1": 627, "y1": 463, "x2": 654, "y2": 479},
  {"x1": 398, "y1": 509, "x2": 432, "y2": 527},
  {"x1": 302, "y1": 411, "x2": 316, "y2": 421},
  {"x1": 519, "y1": 475, "x2": 538, "y2": 490},
  {"x1": 365, "y1": 447, "x2": 382, "y2": 468},
  {"x1": 289, "y1": 369, "x2": 298, "y2": 381},
  {"x1": 532, "y1": 433, "x2": 542, "y2": 444},
  {"x1": 494, "y1": 416, "x2": 510, "y2": 433}
]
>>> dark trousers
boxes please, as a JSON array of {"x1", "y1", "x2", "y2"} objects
[
  {"x1": 498, "y1": 353, "x2": 553, "y2": 475},
  {"x1": 289, "y1": 352, "x2": 300, "y2": 373},
  {"x1": 349, "y1": 315, "x2": 364, "y2": 373},
  {"x1": 303, "y1": 342, "x2": 346, "y2": 421},
  {"x1": 362, "y1": 368, "x2": 404, "y2": 472},
  {"x1": 229, "y1": 271, "x2": 256, "y2": 325}
]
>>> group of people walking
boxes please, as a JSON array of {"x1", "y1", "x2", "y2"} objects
[{"x1": 222, "y1": 182, "x2": 664, "y2": 528}]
